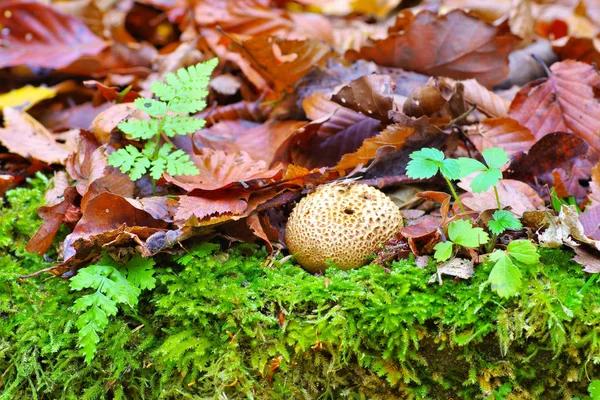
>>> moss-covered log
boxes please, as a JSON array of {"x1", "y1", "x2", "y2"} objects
[{"x1": 1, "y1": 177, "x2": 599, "y2": 399}]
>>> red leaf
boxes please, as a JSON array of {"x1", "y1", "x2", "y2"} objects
[
  {"x1": 0, "y1": 1, "x2": 107, "y2": 69},
  {"x1": 346, "y1": 10, "x2": 519, "y2": 88}
]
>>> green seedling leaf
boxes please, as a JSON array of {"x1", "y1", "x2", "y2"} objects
[
  {"x1": 406, "y1": 148, "x2": 445, "y2": 179},
  {"x1": 482, "y1": 147, "x2": 509, "y2": 169},
  {"x1": 589, "y1": 380, "x2": 600, "y2": 400},
  {"x1": 488, "y1": 210, "x2": 522, "y2": 235},
  {"x1": 470, "y1": 168, "x2": 502, "y2": 193},
  {"x1": 458, "y1": 147, "x2": 509, "y2": 193},
  {"x1": 125, "y1": 256, "x2": 156, "y2": 290},
  {"x1": 457, "y1": 157, "x2": 486, "y2": 177},
  {"x1": 448, "y1": 219, "x2": 489, "y2": 248},
  {"x1": 506, "y1": 240, "x2": 539, "y2": 265},
  {"x1": 433, "y1": 241, "x2": 454, "y2": 262},
  {"x1": 488, "y1": 250, "x2": 522, "y2": 298},
  {"x1": 439, "y1": 158, "x2": 461, "y2": 180}
]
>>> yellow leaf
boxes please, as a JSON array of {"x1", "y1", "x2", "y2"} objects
[{"x1": 0, "y1": 85, "x2": 56, "y2": 111}]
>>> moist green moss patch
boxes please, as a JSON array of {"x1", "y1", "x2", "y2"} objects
[{"x1": 1, "y1": 177, "x2": 599, "y2": 399}]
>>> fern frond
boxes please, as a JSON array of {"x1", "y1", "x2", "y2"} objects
[
  {"x1": 108, "y1": 145, "x2": 151, "y2": 181},
  {"x1": 165, "y1": 148, "x2": 199, "y2": 176},
  {"x1": 162, "y1": 115, "x2": 206, "y2": 137},
  {"x1": 134, "y1": 97, "x2": 167, "y2": 117},
  {"x1": 151, "y1": 58, "x2": 217, "y2": 105},
  {"x1": 168, "y1": 98, "x2": 207, "y2": 115},
  {"x1": 119, "y1": 119, "x2": 159, "y2": 140}
]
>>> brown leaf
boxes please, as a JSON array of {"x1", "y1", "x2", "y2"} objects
[
  {"x1": 331, "y1": 75, "x2": 395, "y2": 122},
  {"x1": 467, "y1": 117, "x2": 536, "y2": 155},
  {"x1": 62, "y1": 193, "x2": 168, "y2": 260},
  {"x1": 174, "y1": 193, "x2": 250, "y2": 225},
  {"x1": 0, "y1": 1, "x2": 107, "y2": 69},
  {"x1": 233, "y1": 36, "x2": 334, "y2": 92},
  {"x1": 589, "y1": 162, "x2": 600, "y2": 208},
  {"x1": 164, "y1": 149, "x2": 284, "y2": 191},
  {"x1": 346, "y1": 10, "x2": 519, "y2": 88},
  {"x1": 91, "y1": 103, "x2": 138, "y2": 144},
  {"x1": 508, "y1": 60, "x2": 600, "y2": 154},
  {"x1": 572, "y1": 245, "x2": 600, "y2": 273},
  {"x1": 0, "y1": 108, "x2": 73, "y2": 165},
  {"x1": 507, "y1": 132, "x2": 594, "y2": 200},
  {"x1": 509, "y1": 0, "x2": 534, "y2": 45},
  {"x1": 333, "y1": 124, "x2": 414, "y2": 171},
  {"x1": 458, "y1": 179, "x2": 543, "y2": 216},
  {"x1": 440, "y1": 77, "x2": 510, "y2": 118},
  {"x1": 26, "y1": 187, "x2": 80, "y2": 255},
  {"x1": 579, "y1": 205, "x2": 600, "y2": 240}
]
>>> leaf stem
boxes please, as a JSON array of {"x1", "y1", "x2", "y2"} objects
[
  {"x1": 443, "y1": 175, "x2": 465, "y2": 213},
  {"x1": 493, "y1": 185, "x2": 502, "y2": 210}
]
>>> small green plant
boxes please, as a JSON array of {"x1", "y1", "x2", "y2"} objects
[
  {"x1": 493, "y1": 382, "x2": 512, "y2": 400},
  {"x1": 108, "y1": 58, "x2": 218, "y2": 191},
  {"x1": 550, "y1": 187, "x2": 581, "y2": 214},
  {"x1": 486, "y1": 239, "x2": 539, "y2": 298},
  {"x1": 69, "y1": 254, "x2": 156, "y2": 363},
  {"x1": 433, "y1": 219, "x2": 489, "y2": 262},
  {"x1": 406, "y1": 148, "x2": 464, "y2": 211},
  {"x1": 573, "y1": 380, "x2": 600, "y2": 400}
]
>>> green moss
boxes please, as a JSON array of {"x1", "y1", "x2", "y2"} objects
[{"x1": 0, "y1": 176, "x2": 599, "y2": 399}]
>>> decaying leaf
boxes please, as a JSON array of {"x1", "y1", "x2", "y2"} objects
[
  {"x1": 0, "y1": 1, "x2": 107, "y2": 69},
  {"x1": 509, "y1": 60, "x2": 600, "y2": 154},
  {"x1": 0, "y1": 107, "x2": 74, "y2": 165},
  {"x1": 429, "y1": 258, "x2": 474, "y2": 285},
  {"x1": 346, "y1": 10, "x2": 519, "y2": 88}
]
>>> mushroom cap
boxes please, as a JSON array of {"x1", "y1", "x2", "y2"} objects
[{"x1": 285, "y1": 183, "x2": 403, "y2": 273}]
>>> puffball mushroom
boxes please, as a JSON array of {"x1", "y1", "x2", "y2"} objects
[{"x1": 285, "y1": 183, "x2": 403, "y2": 273}]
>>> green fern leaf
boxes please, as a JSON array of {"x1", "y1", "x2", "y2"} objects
[
  {"x1": 167, "y1": 98, "x2": 207, "y2": 115},
  {"x1": 152, "y1": 58, "x2": 217, "y2": 104},
  {"x1": 134, "y1": 97, "x2": 167, "y2": 117},
  {"x1": 118, "y1": 119, "x2": 159, "y2": 140},
  {"x1": 108, "y1": 145, "x2": 151, "y2": 181},
  {"x1": 149, "y1": 158, "x2": 166, "y2": 180},
  {"x1": 162, "y1": 115, "x2": 206, "y2": 136},
  {"x1": 124, "y1": 256, "x2": 156, "y2": 290},
  {"x1": 165, "y1": 148, "x2": 199, "y2": 176}
]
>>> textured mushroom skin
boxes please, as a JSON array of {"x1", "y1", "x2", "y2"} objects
[{"x1": 285, "y1": 183, "x2": 403, "y2": 273}]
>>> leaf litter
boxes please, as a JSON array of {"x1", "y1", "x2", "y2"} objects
[{"x1": 1, "y1": 0, "x2": 600, "y2": 279}]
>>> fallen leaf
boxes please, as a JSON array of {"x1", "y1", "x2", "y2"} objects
[
  {"x1": 0, "y1": 85, "x2": 56, "y2": 111},
  {"x1": 572, "y1": 245, "x2": 600, "y2": 273},
  {"x1": 0, "y1": 107, "x2": 73, "y2": 165},
  {"x1": 331, "y1": 74, "x2": 395, "y2": 122},
  {"x1": 507, "y1": 132, "x2": 594, "y2": 200},
  {"x1": 0, "y1": 1, "x2": 107, "y2": 69},
  {"x1": 174, "y1": 193, "x2": 249, "y2": 225},
  {"x1": 429, "y1": 258, "x2": 474, "y2": 285},
  {"x1": 440, "y1": 77, "x2": 510, "y2": 118},
  {"x1": 233, "y1": 36, "x2": 334, "y2": 92},
  {"x1": 467, "y1": 117, "x2": 536, "y2": 155},
  {"x1": 164, "y1": 149, "x2": 284, "y2": 191},
  {"x1": 346, "y1": 10, "x2": 519, "y2": 88},
  {"x1": 579, "y1": 205, "x2": 600, "y2": 240},
  {"x1": 26, "y1": 187, "x2": 80, "y2": 255},
  {"x1": 508, "y1": 60, "x2": 600, "y2": 154}
]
